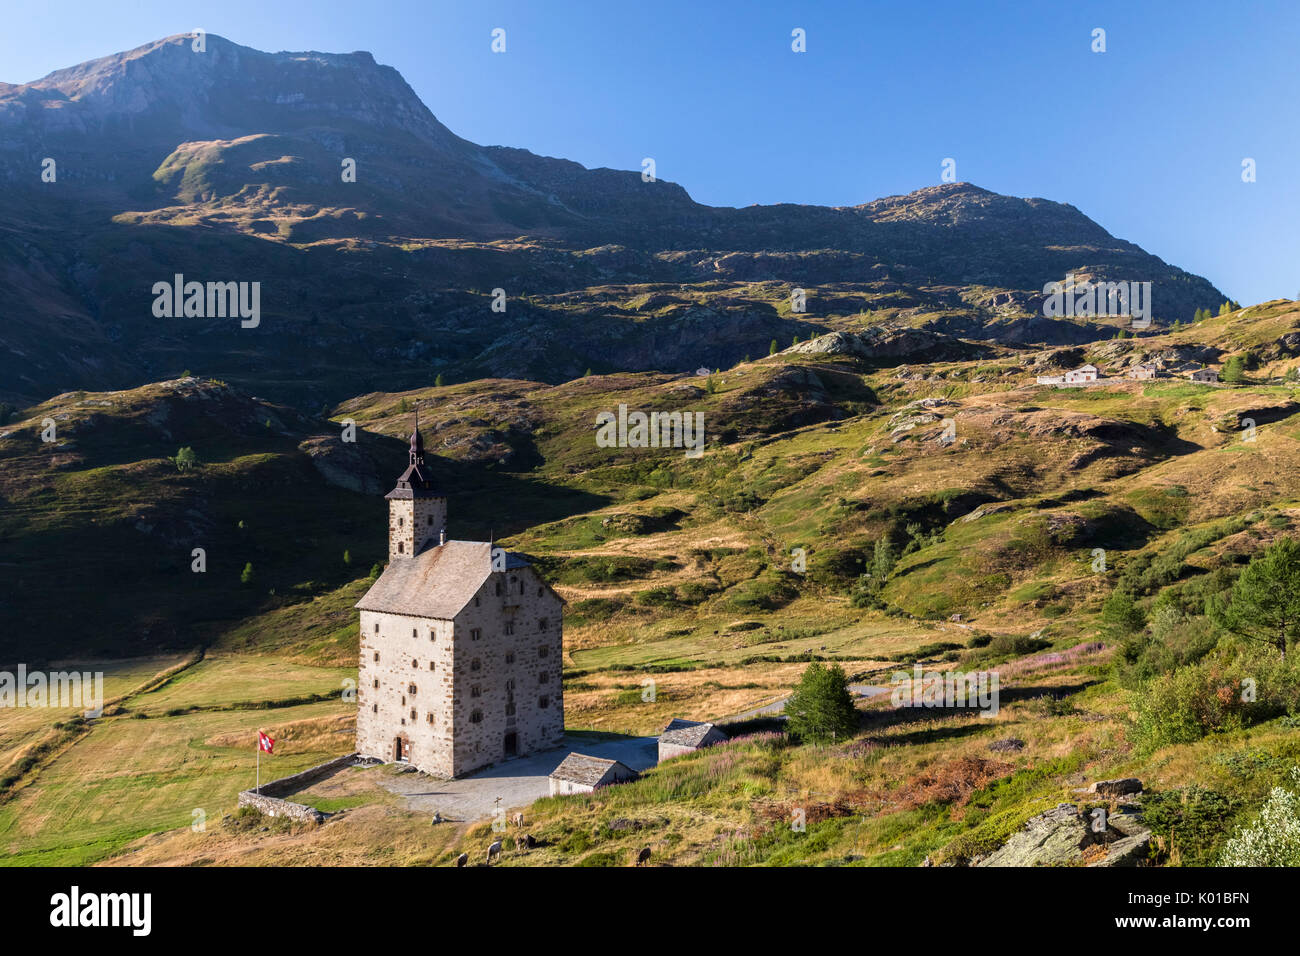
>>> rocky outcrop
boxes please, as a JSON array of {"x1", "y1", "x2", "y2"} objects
[
  {"x1": 974, "y1": 782, "x2": 1152, "y2": 867},
  {"x1": 786, "y1": 327, "x2": 951, "y2": 362}
]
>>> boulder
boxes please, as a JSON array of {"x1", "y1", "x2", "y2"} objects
[{"x1": 1089, "y1": 778, "x2": 1143, "y2": 798}]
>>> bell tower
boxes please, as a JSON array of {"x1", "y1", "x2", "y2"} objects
[{"x1": 384, "y1": 411, "x2": 447, "y2": 560}]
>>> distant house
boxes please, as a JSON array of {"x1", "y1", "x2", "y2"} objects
[
  {"x1": 548, "y1": 753, "x2": 638, "y2": 796},
  {"x1": 1189, "y1": 367, "x2": 1219, "y2": 383},
  {"x1": 1127, "y1": 363, "x2": 1159, "y2": 380},
  {"x1": 658, "y1": 719, "x2": 729, "y2": 763},
  {"x1": 1064, "y1": 364, "x2": 1100, "y2": 384}
]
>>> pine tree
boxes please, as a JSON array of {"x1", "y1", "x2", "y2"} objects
[
  {"x1": 240, "y1": 562, "x2": 254, "y2": 586},
  {"x1": 1209, "y1": 538, "x2": 1300, "y2": 659},
  {"x1": 769, "y1": 339, "x2": 778, "y2": 356},
  {"x1": 435, "y1": 373, "x2": 445, "y2": 387},
  {"x1": 785, "y1": 662, "x2": 857, "y2": 743}
]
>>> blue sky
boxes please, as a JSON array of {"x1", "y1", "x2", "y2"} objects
[{"x1": 4, "y1": 0, "x2": 1297, "y2": 304}]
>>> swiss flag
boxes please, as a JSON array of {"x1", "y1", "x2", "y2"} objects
[{"x1": 258, "y1": 731, "x2": 275, "y2": 754}]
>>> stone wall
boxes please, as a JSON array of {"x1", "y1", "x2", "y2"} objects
[
  {"x1": 357, "y1": 612, "x2": 457, "y2": 776},
  {"x1": 236, "y1": 752, "x2": 360, "y2": 823}
]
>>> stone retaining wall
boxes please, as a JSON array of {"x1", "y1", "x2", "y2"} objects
[{"x1": 236, "y1": 752, "x2": 361, "y2": 823}]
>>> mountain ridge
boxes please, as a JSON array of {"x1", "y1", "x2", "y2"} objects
[{"x1": 0, "y1": 34, "x2": 1226, "y2": 407}]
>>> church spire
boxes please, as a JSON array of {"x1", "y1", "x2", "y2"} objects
[{"x1": 409, "y1": 407, "x2": 424, "y2": 465}]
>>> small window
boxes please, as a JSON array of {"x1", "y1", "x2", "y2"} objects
[
  {"x1": 537, "y1": 586, "x2": 543, "y2": 596},
  {"x1": 373, "y1": 651, "x2": 380, "y2": 662},
  {"x1": 412, "y1": 628, "x2": 417, "y2": 638},
  {"x1": 372, "y1": 703, "x2": 378, "y2": 713},
  {"x1": 519, "y1": 580, "x2": 525, "y2": 595},
  {"x1": 373, "y1": 679, "x2": 379, "y2": 689},
  {"x1": 504, "y1": 622, "x2": 515, "y2": 636},
  {"x1": 471, "y1": 685, "x2": 481, "y2": 698},
  {"x1": 505, "y1": 678, "x2": 515, "y2": 692},
  {"x1": 470, "y1": 709, "x2": 483, "y2": 724},
  {"x1": 430, "y1": 630, "x2": 436, "y2": 641},
  {"x1": 539, "y1": 696, "x2": 549, "y2": 709},
  {"x1": 538, "y1": 646, "x2": 549, "y2": 658},
  {"x1": 401, "y1": 695, "x2": 406, "y2": 706},
  {"x1": 427, "y1": 515, "x2": 433, "y2": 525},
  {"x1": 398, "y1": 541, "x2": 404, "y2": 554},
  {"x1": 408, "y1": 684, "x2": 417, "y2": 695},
  {"x1": 470, "y1": 658, "x2": 481, "y2": 672},
  {"x1": 374, "y1": 622, "x2": 379, "y2": 633},
  {"x1": 428, "y1": 661, "x2": 435, "y2": 671},
  {"x1": 495, "y1": 582, "x2": 502, "y2": 596},
  {"x1": 412, "y1": 659, "x2": 419, "y2": 668},
  {"x1": 539, "y1": 618, "x2": 549, "y2": 631},
  {"x1": 427, "y1": 713, "x2": 434, "y2": 724},
  {"x1": 399, "y1": 516, "x2": 404, "y2": 528},
  {"x1": 539, "y1": 672, "x2": 549, "y2": 684},
  {"x1": 470, "y1": 628, "x2": 482, "y2": 641},
  {"x1": 475, "y1": 596, "x2": 481, "y2": 607},
  {"x1": 505, "y1": 651, "x2": 515, "y2": 665},
  {"x1": 506, "y1": 701, "x2": 516, "y2": 716},
  {"x1": 410, "y1": 708, "x2": 416, "y2": 720}
]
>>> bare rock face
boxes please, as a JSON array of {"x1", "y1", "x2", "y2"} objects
[
  {"x1": 786, "y1": 327, "x2": 949, "y2": 361},
  {"x1": 298, "y1": 435, "x2": 386, "y2": 495}
]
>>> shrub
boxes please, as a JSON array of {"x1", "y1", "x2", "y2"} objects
[
  {"x1": 1220, "y1": 768, "x2": 1300, "y2": 866},
  {"x1": 987, "y1": 633, "x2": 1050, "y2": 657},
  {"x1": 173, "y1": 446, "x2": 200, "y2": 471},
  {"x1": 1143, "y1": 787, "x2": 1242, "y2": 866},
  {"x1": 1131, "y1": 649, "x2": 1300, "y2": 752}
]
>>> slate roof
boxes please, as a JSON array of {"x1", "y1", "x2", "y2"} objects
[
  {"x1": 355, "y1": 540, "x2": 530, "y2": 619},
  {"x1": 549, "y1": 753, "x2": 634, "y2": 787},
  {"x1": 660, "y1": 718, "x2": 724, "y2": 748}
]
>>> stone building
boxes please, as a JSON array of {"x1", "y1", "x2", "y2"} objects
[
  {"x1": 1189, "y1": 366, "x2": 1219, "y2": 383},
  {"x1": 1127, "y1": 363, "x2": 1159, "y2": 380},
  {"x1": 657, "y1": 718, "x2": 728, "y2": 762},
  {"x1": 355, "y1": 417, "x2": 564, "y2": 778},
  {"x1": 548, "y1": 753, "x2": 638, "y2": 796},
  {"x1": 1064, "y1": 364, "x2": 1100, "y2": 384}
]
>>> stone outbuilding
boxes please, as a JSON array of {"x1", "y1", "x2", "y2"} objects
[
  {"x1": 658, "y1": 718, "x2": 728, "y2": 762},
  {"x1": 1127, "y1": 363, "x2": 1159, "y2": 380},
  {"x1": 1189, "y1": 366, "x2": 1219, "y2": 382},
  {"x1": 548, "y1": 753, "x2": 638, "y2": 796}
]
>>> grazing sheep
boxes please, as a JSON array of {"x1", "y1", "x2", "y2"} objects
[
  {"x1": 514, "y1": 834, "x2": 528, "y2": 851},
  {"x1": 455, "y1": 852, "x2": 468, "y2": 868},
  {"x1": 636, "y1": 847, "x2": 652, "y2": 866},
  {"x1": 512, "y1": 812, "x2": 525, "y2": 829},
  {"x1": 486, "y1": 839, "x2": 503, "y2": 865}
]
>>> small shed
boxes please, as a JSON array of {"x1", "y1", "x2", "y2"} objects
[
  {"x1": 1189, "y1": 367, "x2": 1219, "y2": 382},
  {"x1": 548, "y1": 753, "x2": 638, "y2": 796},
  {"x1": 658, "y1": 718, "x2": 729, "y2": 763}
]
